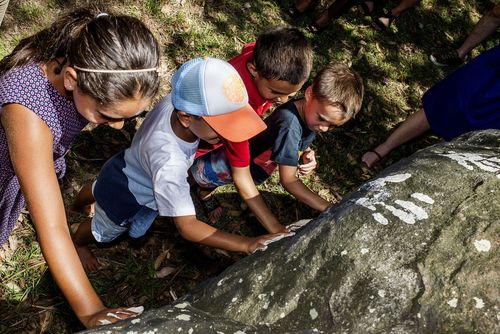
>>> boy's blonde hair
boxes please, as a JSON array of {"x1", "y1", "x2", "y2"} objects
[{"x1": 312, "y1": 64, "x2": 364, "y2": 118}]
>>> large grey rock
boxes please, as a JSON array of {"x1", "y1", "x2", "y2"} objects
[{"x1": 85, "y1": 130, "x2": 500, "y2": 334}]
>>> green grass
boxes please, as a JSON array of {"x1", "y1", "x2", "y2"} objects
[{"x1": 1, "y1": 0, "x2": 500, "y2": 332}]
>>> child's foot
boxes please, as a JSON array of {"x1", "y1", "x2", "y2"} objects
[
  {"x1": 194, "y1": 187, "x2": 224, "y2": 224},
  {"x1": 371, "y1": 8, "x2": 397, "y2": 31},
  {"x1": 69, "y1": 202, "x2": 94, "y2": 217},
  {"x1": 75, "y1": 245, "x2": 101, "y2": 272}
]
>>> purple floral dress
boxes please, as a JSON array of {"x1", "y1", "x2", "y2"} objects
[{"x1": 0, "y1": 63, "x2": 88, "y2": 245}]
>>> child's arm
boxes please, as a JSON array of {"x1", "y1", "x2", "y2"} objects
[
  {"x1": 231, "y1": 166, "x2": 287, "y2": 233},
  {"x1": 2, "y1": 105, "x2": 139, "y2": 328},
  {"x1": 278, "y1": 164, "x2": 331, "y2": 212},
  {"x1": 173, "y1": 215, "x2": 288, "y2": 254}
]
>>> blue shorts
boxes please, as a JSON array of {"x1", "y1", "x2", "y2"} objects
[
  {"x1": 190, "y1": 147, "x2": 272, "y2": 188},
  {"x1": 91, "y1": 182, "x2": 158, "y2": 242}
]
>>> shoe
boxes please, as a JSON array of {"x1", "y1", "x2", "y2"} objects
[{"x1": 429, "y1": 49, "x2": 464, "y2": 67}]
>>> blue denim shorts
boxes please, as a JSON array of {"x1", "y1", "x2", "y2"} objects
[{"x1": 91, "y1": 184, "x2": 158, "y2": 242}]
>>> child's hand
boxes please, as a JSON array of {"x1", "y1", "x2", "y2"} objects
[
  {"x1": 298, "y1": 149, "x2": 317, "y2": 175},
  {"x1": 248, "y1": 232, "x2": 295, "y2": 254},
  {"x1": 285, "y1": 218, "x2": 312, "y2": 232},
  {"x1": 81, "y1": 306, "x2": 144, "y2": 328}
]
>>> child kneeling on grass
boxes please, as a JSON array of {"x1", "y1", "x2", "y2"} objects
[
  {"x1": 250, "y1": 63, "x2": 364, "y2": 210},
  {"x1": 71, "y1": 57, "x2": 292, "y2": 271}
]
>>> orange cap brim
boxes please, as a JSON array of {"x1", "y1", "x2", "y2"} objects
[{"x1": 202, "y1": 104, "x2": 267, "y2": 143}]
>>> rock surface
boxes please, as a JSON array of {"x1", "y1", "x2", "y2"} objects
[{"x1": 84, "y1": 130, "x2": 500, "y2": 334}]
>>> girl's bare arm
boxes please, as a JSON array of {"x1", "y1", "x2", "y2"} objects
[{"x1": 2, "y1": 104, "x2": 137, "y2": 327}]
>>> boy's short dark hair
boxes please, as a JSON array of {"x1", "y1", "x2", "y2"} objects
[
  {"x1": 253, "y1": 26, "x2": 312, "y2": 85},
  {"x1": 312, "y1": 64, "x2": 364, "y2": 118}
]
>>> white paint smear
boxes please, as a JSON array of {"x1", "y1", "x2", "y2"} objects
[
  {"x1": 394, "y1": 200, "x2": 428, "y2": 220},
  {"x1": 373, "y1": 212, "x2": 388, "y2": 225},
  {"x1": 174, "y1": 302, "x2": 189, "y2": 309},
  {"x1": 126, "y1": 306, "x2": 144, "y2": 314},
  {"x1": 447, "y1": 298, "x2": 458, "y2": 308},
  {"x1": 411, "y1": 193, "x2": 434, "y2": 204},
  {"x1": 106, "y1": 312, "x2": 122, "y2": 320},
  {"x1": 356, "y1": 197, "x2": 377, "y2": 211},
  {"x1": 473, "y1": 297, "x2": 485, "y2": 309},
  {"x1": 376, "y1": 173, "x2": 412, "y2": 186},
  {"x1": 442, "y1": 152, "x2": 500, "y2": 173},
  {"x1": 176, "y1": 314, "x2": 191, "y2": 321},
  {"x1": 381, "y1": 204, "x2": 416, "y2": 224},
  {"x1": 474, "y1": 239, "x2": 491, "y2": 252},
  {"x1": 310, "y1": 308, "x2": 318, "y2": 320}
]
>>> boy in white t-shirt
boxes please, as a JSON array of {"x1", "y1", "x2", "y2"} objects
[{"x1": 71, "y1": 57, "x2": 292, "y2": 271}]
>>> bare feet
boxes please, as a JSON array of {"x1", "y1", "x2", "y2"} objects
[
  {"x1": 75, "y1": 245, "x2": 101, "y2": 272},
  {"x1": 207, "y1": 206, "x2": 223, "y2": 225},
  {"x1": 70, "y1": 202, "x2": 94, "y2": 217},
  {"x1": 195, "y1": 187, "x2": 224, "y2": 224}
]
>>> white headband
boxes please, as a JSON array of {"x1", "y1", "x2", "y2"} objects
[{"x1": 73, "y1": 65, "x2": 159, "y2": 73}]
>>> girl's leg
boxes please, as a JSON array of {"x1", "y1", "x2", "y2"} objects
[{"x1": 361, "y1": 108, "x2": 430, "y2": 167}]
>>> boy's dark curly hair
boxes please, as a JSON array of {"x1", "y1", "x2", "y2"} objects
[{"x1": 253, "y1": 26, "x2": 312, "y2": 84}]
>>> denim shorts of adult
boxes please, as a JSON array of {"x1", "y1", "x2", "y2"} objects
[{"x1": 91, "y1": 179, "x2": 159, "y2": 244}]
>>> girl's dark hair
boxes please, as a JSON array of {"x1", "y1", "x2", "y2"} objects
[
  {"x1": 253, "y1": 26, "x2": 312, "y2": 85},
  {"x1": 0, "y1": 7, "x2": 161, "y2": 104}
]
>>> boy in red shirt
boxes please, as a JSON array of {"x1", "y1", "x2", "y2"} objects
[{"x1": 191, "y1": 26, "x2": 313, "y2": 233}]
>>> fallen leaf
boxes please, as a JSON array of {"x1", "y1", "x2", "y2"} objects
[
  {"x1": 156, "y1": 266, "x2": 176, "y2": 278},
  {"x1": 154, "y1": 249, "x2": 170, "y2": 270}
]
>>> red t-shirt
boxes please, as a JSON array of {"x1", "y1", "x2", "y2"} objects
[{"x1": 195, "y1": 43, "x2": 272, "y2": 167}]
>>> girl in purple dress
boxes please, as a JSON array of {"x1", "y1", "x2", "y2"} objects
[{"x1": 0, "y1": 7, "x2": 160, "y2": 328}]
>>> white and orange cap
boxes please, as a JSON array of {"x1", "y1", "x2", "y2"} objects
[{"x1": 171, "y1": 57, "x2": 266, "y2": 142}]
